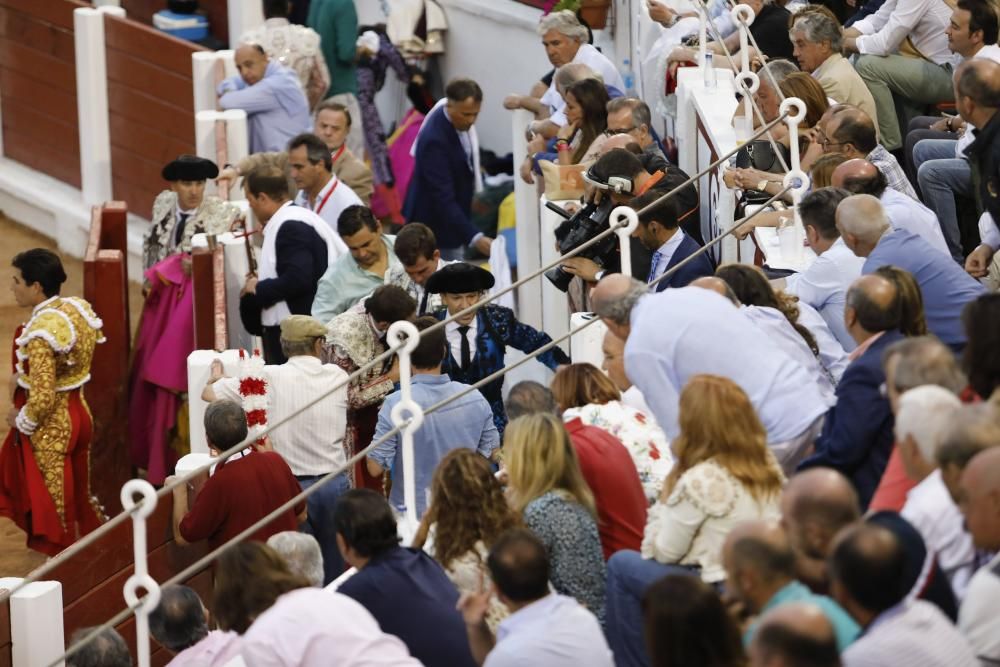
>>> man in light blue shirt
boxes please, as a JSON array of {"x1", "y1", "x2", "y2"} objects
[
  {"x1": 458, "y1": 528, "x2": 613, "y2": 667},
  {"x1": 836, "y1": 194, "x2": 985, "y2": 351},
  {"x1": 779, "y1": 187, "x2": 864, "y2": 351},
  {"x1": 592, "y1": 276, "x2": 828, "y2": 469},
  {"x1": 723, "y1": 520, "x2": 860, "y2": 651},
  {"x1": 312, "y1": 206, "x2": 412, "y2": 323},
  {"x1": 218, "y1": 44, "x2": 311, "y2": 153},
  {"x1": 367, "y1": 316, "x2": 498, "y2": 517}
]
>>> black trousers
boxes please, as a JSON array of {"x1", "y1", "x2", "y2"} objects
[{"x1": 261, "y1": 326, "x2": 287, "y2": 365}]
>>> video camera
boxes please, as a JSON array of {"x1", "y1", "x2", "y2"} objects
[{"x1": 544, "y1": 196, "x2": 618, "y2": 292}]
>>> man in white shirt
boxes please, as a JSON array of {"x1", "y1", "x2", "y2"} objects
[
  {"x1": 777, "y1": 188, "x2": 864, "y2": 351},
  {"x1": 832, "y1": 159, "x2": 950, "y2": 257},
  {"x1": 957, "y1": 447, "x2": 1000, "y2": 666},
  {"x1": 458, "y1": 528, "x2": 613, "y2": 667},
  {"x1": 288, "y1": 132, "x2": 359, "y2": 253},
  {"x1": 844, "y1": 0, "x2": 961, "y2": 151},
  {"x1": 202, "y1": 315, "x2": 350, "y2": 585},
  {"x1": 894, "y1": 386, "x2": 976, "y2": 600}
]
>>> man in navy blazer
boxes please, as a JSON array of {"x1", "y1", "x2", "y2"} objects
[
  {"x1": 629, "y1": 188, "x2": 714, "y2": 290},
  {"x1": 403, "y1": 78, "x2": 493, "y2": 260},
  {"x1": 798, "y1": 273, "x2": 903, "y2": 509}
]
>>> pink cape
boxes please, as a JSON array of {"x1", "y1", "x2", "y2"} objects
[
  {"x1": 127, "y1": 254, "x2": 194, "y2": 484},
  {"x1": 370, "y1": 109, "x2": 424, "y2": 219}
]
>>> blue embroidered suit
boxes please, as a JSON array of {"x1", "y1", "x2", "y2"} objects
[
  {"x1": 435, "y1": 304, "x2": 570, "y2": 435},
  {"x1": 652, "y1": 235, "x2": 715, "y2": 291}
]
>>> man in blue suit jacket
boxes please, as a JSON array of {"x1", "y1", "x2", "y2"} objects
[
  {"x1": 798, "y1": 273, "x2": 903, "y2": 509},
  {"x1": 403, "y1": 78, "x2": 493, "y2": 260},
  {"x1": 629, "y1": 188, "x2": 714, "y2": 290}
]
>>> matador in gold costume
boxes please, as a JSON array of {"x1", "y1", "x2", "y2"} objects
[{"x1": 0, "y1": 249, "x2": 105, "y2": 556}]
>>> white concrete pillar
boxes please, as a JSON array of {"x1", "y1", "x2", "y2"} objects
[
  {"x1": 0, "y1": 577, "x2": 65, "y2": 667},
  {"x1": 538, "y1": 196, "x2": 571, "y2": 348},
  {"x1": 227, "y1": 0, "x2": 263, "y2": 47},
  {"x1": 511, "y1": 109, "x2": 542, "y2": 330},
  {"x1": 73, "y1": 6, "x2": 124, "y2": 206},
  {"x1": 192, "y1": 51, "x2": 221, "y2": 114},
  {"x1": 223, "y1": 110, "x2": 248, "y2": 203}
]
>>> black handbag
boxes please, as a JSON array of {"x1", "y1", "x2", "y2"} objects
[{"x1": 735, "y1": 140, "x2": 790, "y2": 205}]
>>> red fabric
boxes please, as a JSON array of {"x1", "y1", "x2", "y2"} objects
[
  {"x1": 351, "y1": 405, "x2": 386, "y2": 493},
  {"x1": 565, "y1": 417, "x2": 648, "y2": 559},
  {"x1": 0, "y1": 327, "x2": 102, "y2": 556},
  {"x1": 179, "y1": 450, "x2": 305, "y2": 550},
  {"x1": 868, "y1": 385, "x2": 982, "y2": 512}
]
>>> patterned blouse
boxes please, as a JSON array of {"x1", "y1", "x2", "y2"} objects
[
  {"x1": 562, "y1": 400, "x2": 673, "y2": 503},
  {"x1": 523, "y1": 490, "x2": 606, "y2": 624}
]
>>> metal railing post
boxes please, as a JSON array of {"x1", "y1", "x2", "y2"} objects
[
  {"x1": 386, "y1": 321, "x2": 425, "y2": 537},
  {"x1": 120, "y1": 480, "x2": 161, "y2": 667}
]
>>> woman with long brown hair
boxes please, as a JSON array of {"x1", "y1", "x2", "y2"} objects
[
  {"x1": 504, "y1": 412, "x2": 607, "y2": 623},
  {"x1": 554, "y1": 78, "x2": 610, "y2": 164},
  {"x1": 550, "y1": 363, "x2": 671, "y2": 503},
  {"x1": 874, "y1": 265, "x2": 927, "y2": 338},
  {"x1": 413, "y1": 449, "x2": 521, "y2": 631},
  {"x1": 604, "y1": 375, "x2": 783, "y2": 667}
]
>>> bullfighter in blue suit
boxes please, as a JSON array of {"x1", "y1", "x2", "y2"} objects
[
  {"x1": 798, "y1": 273, "x2": 903, "y2": 509},
  {"x1": 403, "y1": 78, "x2": 493, "y2": 260},
  {"x1": 425, "y1": 263, "x2": 570, "y2": 435}
]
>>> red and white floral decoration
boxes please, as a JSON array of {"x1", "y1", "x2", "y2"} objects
[{"x1": 238, "y1": 349, "x2": 268, "y2": 443}]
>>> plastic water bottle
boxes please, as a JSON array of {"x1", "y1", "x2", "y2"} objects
[
  {"x1": 703, "y1": 52, "x2": 717, "y2": 89},
  {"x1": 622, "y1": 58, "x2": 636, "y2": 97}
]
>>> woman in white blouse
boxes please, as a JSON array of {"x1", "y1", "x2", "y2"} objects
[
  {"x1": 550, "y1": 363, "x2": 672, "y2": 503},
  {"x1": 604, "y1": 374, "x2": 785, "y2": 667}
]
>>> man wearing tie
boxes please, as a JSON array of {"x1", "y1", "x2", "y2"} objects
[
  {"x1": 403, "y1": 78, "x2": 494, "y2": 260},
  {"x1": 628, "y1": 189, "x2": 714, "y2": 290},
  {"x1": 393, "y1": 222, "x2": 454, "y2": 316},
  {"x1": 425, "y1": 263, "x2": 570, "y2": 435}
]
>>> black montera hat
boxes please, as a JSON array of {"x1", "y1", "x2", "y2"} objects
[
  {"x1": 424, "y1": 262, "x2": 495, "y2": 294},
  {"x1": 162, "y1": 155, "x2": 219, "y2": 182}
]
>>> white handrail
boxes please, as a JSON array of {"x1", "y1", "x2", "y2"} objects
[
  {"x1": 387, "y1": 320, "x2": 425, "y2": 536},
  {"x1": 120, "y1": 480, "x2": 160, "y2": 667},
  {"x1": 613, "y1": 205, "x2": 641, "y2": 278}
]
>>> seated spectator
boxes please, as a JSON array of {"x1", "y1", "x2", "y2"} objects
[
  {"x1": 723, "y1": 519, "x2": 860, "y2": 650},
  {"x1": 629, "y1": 189, "x2": 715, "y2": 290},
  {"x1": 810, "y1": 153, "x2": 849, "y2": 188},
  {"x1": 393, "y1": 222, "x2": 451, "y2": 315},
  {"x1": 797, "y1": 274, "x2": 902, "y2": 508},
  {"x1": 779, "y1": 72, "x2": 831, "y2": 131},
  {"x1": 749, "y1": 602, "x2": 844, "y2": 667},
  {"x1": 832, "y1": 159, "x2": 949, "y2": 256},
  {"x1": 962, "y1": 294, "x2": 1000, "y2": 400},
  {"x1": 601, "y1": 328, "x2": 656, "y2": 417},
  {"x1": 936, "y1": 402, "x2": 1000, "y2": 504},
  {"x1": 821, "y1": 106, "x2": 919, "y2": 199},
  {"x1": 312, "y1": 206, "x2": 412, "y2": 322},
  {"x1": 506, "y1": 381, "x2": 647, "y2": 557},
  {"x1": 413, "y1": 449, "x2": 520, "y2": 631},
  {"x1": 215, "y1": 542, "x2": 419, "y2": 666},
  {"x1": 217, "y1": 44, "x2": 310, "y2": 153},
  {"x1": 895, "y1": 386, "x2": 975, "y2": 599},
  {"x1": 168, "y1": 400, "x2": 305, "y2": 550},
  {"x1": 873, "y1": 265, "x2": 927, "y2": 337},
  {"x1": 668, "y1": 0, "x2": 794, "y2": 64},
  {"x1": 605, "y1": 374, "x2": 784, "y2": 667},
  {"x1": 288, "y1": 133, "x2": 362, "y2": 243},
  {"x1": 241, "y1": 0, "x2": 330, "y2": 110},
  {"x1": 957, "y1": 447, "x2": 1000, "y2": 665},
  {"x1": 829, "y1": 523, "x2": 978, "y2": 666},
  {"x1": 642, "y1": 575, "x2": 747, "y2": 667},
  {"x1": 527, "y1": 78, "x2": 609, "y2": 167},
  {"x1": 150, "y1": 584, "x2": 241, "y2": 666},
  {"x1": 606, "y1": 98, "x2": 667, "y2": 164},
  {"x1": 334, "y1": 489, "x2": 477, "y2": 666},
  {"x1": 368, "y1": 316, "x2": 500, "y2": 517},
  {"x1": 66, "y1": 627, "x2": 131, "y2": 667},
  {"x1": 843, "y1": 0, "x2": 957, "y2": 153},
  {"x1": 550, "y1": 363, "x2": 671, "y2": 503},
  {"x1": 790, "y1": 8, "x2": 879, "y2": 126},
  {"x1": 869, "y1": 335, "x2": 969, "y2": 512},
  {"x1": 592, "y1": 277, "x2": 828, "y2": 468},
  {"x1": 267, "y1": 531, "x2": 324, "y2": 588},
  {"x1": 457, "y1": 528, "x2": 613, "y2": 667},
  {"x1": 502, "y1": 412, "x2": 607, "y2": 620},
  {"x1": 836, "y1": 194, "x2": 985, "y2": 351}
]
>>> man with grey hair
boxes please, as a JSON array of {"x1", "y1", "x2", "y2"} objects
[
  {"x1": 936, "y1": 402, "x2": 1000, "y2": 503},
  {"x1": 66, "y1": 627, "x2": 131, "y2": 667},
  {"x1": 837, "y1": 194, "x2": 986, "y2": 351},
  {"x1": 606, "y1": 98, "x2": 667, "y2": 163},
  {"x1": 790, "y1": 10, "x2": 878, "y2": 125},
  {"x1": 268, "y1": 531, "x2": 325, "y2": 588},
  {"x1": 504, "y1": 10, "x2": 623, "y2": 130},
  {"x1": 201, "y1": 314, "x2": 350, "y2": 584},
  {"x1": 149, "y1": 584, "x2": 241, "y2": 664},
  {"x1": 895, "y1": 386, "x2": 975, "y2": 599},
  {"x1": 591, "y1": 275, "x2": 828, "y2": 469}
]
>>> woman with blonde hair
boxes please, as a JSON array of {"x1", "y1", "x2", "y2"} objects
[
  {"x1": 504, "y1": 412, "x2": 607, "y2": 623},
  {"x1": 550, "y1": 363, "x2": 671, "y2": 503},
  {"x1": 413, "y1": 449, "x2": 521, "y2": 631},
  {"x1": 604, "y1": 375, "x2": 783, "y2": 666}
]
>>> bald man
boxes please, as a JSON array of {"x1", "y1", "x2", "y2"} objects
[
  {"x1": 749, "y1": 602, "x2": 842, "y2": 667},
  {"x1": 837, "y1": 194, "x2": 986, "y2": 351},
  {"x1": 797, "y1": 275, "x2": 901, "y2": 508},
  {"x1": 957, "y1": 447, "x2": 1000, "y2": 665},
  {"x1": 959, "y1": 60, "x2": 1000, "y2": 280},
  {"x1": 591, "y1": 276, "x2": 828, "y2": 468},
  {"x1": 723, "y1": 520, "x2": 860, "y2": 651},
  {"x1": 821, "y1": 106, "x2": 918, "y2": 200},
  {"x1": 832, "y1": 159, "x2": 949, "y2": 257},
  {"x1": 830, "y1": 523, "x2": 978, "y2": 667},
  {"x1": 218, "y1": 43, "x2": 311, "y2": 153}
]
